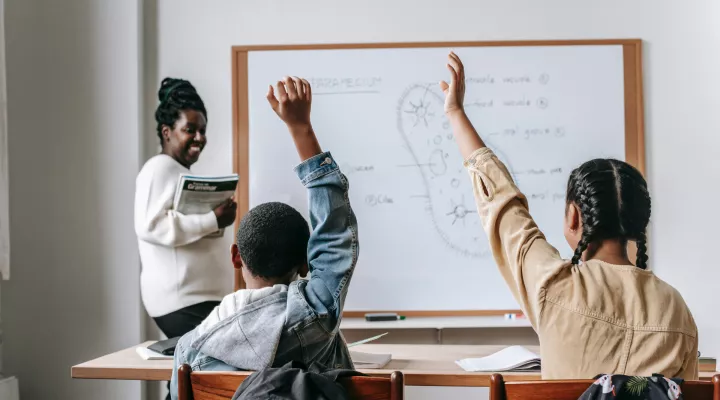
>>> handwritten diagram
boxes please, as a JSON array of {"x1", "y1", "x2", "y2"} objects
[
  {"x1": 308, "y1": 73, "x2": 566, "y2": 259},
  {"x1": 396, "y1": 84, "x2": 492, "y2": 258},
  {"x1": 394, "y1": 79, "x2": 544, "y2": 258}
]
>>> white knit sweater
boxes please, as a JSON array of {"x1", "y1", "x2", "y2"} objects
[{"x1": 134, "y1": 154, "x2": 233, "y2": 317}]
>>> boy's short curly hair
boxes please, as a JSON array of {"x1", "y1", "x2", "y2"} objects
[{"x1": 235, "y1": 202, "x2": 310, "y2": 279}]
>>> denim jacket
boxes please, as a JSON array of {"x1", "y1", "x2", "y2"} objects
[{"x1": 170, "y1": 152, "x2": 358, "y2": 400}]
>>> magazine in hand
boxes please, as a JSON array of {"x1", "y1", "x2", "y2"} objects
[{"x1": 173, "y1": 174, "x2": 239, "y2": 238}]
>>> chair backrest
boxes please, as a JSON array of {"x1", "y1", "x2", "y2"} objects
[
  {"x1": 177, "y1": 364, "x2": 404, "y2": 400},
  {"x1": 490, "y1": 374, "x2": 720, "y2": 400}
]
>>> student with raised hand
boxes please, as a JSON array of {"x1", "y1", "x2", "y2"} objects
[
  {"x1": 169, "y1": 76, "x2": 359, "y2": 400},
  {"x1": 440, "y1": 52, "x2": 698, "y2": 379}
]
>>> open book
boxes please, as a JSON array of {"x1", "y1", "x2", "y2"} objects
[
  {"x1": 456, "y1": 346, "x2": 540, "y2": 372},
  {"x1": 173, "y1": 174, "x2": 239, "y2": 237}
]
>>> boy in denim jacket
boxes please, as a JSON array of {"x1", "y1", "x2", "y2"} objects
[{"x1": 170, "y1": 76, "x2": 358, "y2": 399}]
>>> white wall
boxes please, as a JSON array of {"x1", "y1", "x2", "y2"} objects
[{"x1": 1, "y1": 0, "x2": 144, "y2": 399}]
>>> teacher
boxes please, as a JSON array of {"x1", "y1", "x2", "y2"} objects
[{"x1": 134, "y1": 78, "x2": 237, "y2": 341}]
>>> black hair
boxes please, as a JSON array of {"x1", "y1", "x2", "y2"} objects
[
  {"x1": 155, "y1": 78, "x2": 207, "y2": 145},
  {"x1": 566, "y1": 159, "x2": 651, "y2": 269},
  {"x1": 235, "y1": 202, "x2": 311, "y2": 279}
]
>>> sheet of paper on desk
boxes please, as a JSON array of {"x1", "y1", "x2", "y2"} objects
[
  {"x1": 350, "y1": 351, "x2": 391, "y2": 369},
  {"x1": 347, "y1": 332, "x2": 391, "y2": 369},
  {"x1": 136, "y1": 346, "x2": 173, "y2": 360},
  {"x1": 347, "y1": 332, "x2": 388, "y2": 347},
  {"x1": 456, "y1": 345, "x2": 541, "y2": 372}
]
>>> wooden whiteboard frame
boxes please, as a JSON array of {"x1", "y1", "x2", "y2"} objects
[{"x1": 231, "y1": 39, "x2": 645, "y2": 318}]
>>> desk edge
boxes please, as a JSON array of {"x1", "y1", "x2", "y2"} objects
[{"x1": 71, "y1": 365, "x2": 172, "y2": 381}]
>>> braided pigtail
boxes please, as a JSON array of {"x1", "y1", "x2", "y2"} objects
[{"x1": 635, "y1": 231, "x2": 649, "y2": 270}]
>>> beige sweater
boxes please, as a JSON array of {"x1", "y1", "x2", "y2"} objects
[{"x1": 464, "y1": 147, "x2": 698, "y2": 380}]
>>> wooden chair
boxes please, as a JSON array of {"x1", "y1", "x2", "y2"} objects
[
  {"x1": 178, "y1": 364, "x2": 405, "y2": 400},
  {"x1": 490, "y1": 373, "x2": 720, "y2": 400}
]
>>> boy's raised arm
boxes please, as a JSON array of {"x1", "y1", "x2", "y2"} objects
[
  {"x1": 267, "y1": 77, "x2": 359, "y2": 320},
  {"x1": 266, "y1": 77, "x2": 321, "y2": 162}
]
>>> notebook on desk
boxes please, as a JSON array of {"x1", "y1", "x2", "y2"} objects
[{"x1": 456, "y1": 345, "x2": 540, "y2": 372}]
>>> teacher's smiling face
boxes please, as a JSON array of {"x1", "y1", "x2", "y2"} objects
[{"x1": 161, "y1": 109, "x2": 207, "y2": 168}]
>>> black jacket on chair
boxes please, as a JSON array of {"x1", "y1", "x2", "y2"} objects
[{"x1": 232, "y1": 361, "x2": 364, "y2": 400}]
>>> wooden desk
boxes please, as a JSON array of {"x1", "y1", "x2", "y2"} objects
[{"x1": 71, "y1": 342, "x2": 716, "y2": 387}]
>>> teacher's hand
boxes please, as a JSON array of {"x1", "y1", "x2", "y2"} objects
[{"x1": 214, "y1": 198, "x2": 237, "y2": 229}]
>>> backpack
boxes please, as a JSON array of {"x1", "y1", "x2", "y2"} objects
[
  {"x1": 578, "y1": 374, "x2": 684, "y2": 400},
  {"x1": 232, "y1": 361, "x2": 365, "y2": 400}
]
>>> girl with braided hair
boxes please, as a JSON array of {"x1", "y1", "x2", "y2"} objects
[{"x1": 440, "y1": 52, "x2": 697, "y2": 380}]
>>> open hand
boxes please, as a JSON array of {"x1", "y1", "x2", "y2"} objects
[
  {"x1": 267, "y1": 76, "x2": 312, "y2": 134},
  {"x1": 439, "y1": 52, "x2": 466, "y2": 115}
]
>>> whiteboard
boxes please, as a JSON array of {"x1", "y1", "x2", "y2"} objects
[{"x1": 239, "y1": 42, "x2": 639, "y2": 312}]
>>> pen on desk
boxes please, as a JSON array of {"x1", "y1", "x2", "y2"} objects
[{"x1": 365, "y1": 313, "x2": 406, "y2": 322}]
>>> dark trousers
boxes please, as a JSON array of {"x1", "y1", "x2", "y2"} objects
[{"x1": 153, "y1": 300, "x2": 220, "y2": 400}]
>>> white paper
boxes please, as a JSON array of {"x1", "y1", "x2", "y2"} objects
[
  {"x1": 350, "y1": 351, "x2": 391, "y2": 369},
  {"x1": 347, "y1": 332, "x2": 388, "y2": 347},
  {"x1": 456, "y1": 345, "x2": 540, "y2": 372},
  {"x1": 136, "y1": 346, "x2": 173, "y2": 360}
]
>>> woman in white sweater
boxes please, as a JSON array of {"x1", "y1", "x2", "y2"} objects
[{"x1": 135, "y1": 78, "x2": 236, "y2": 342}]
